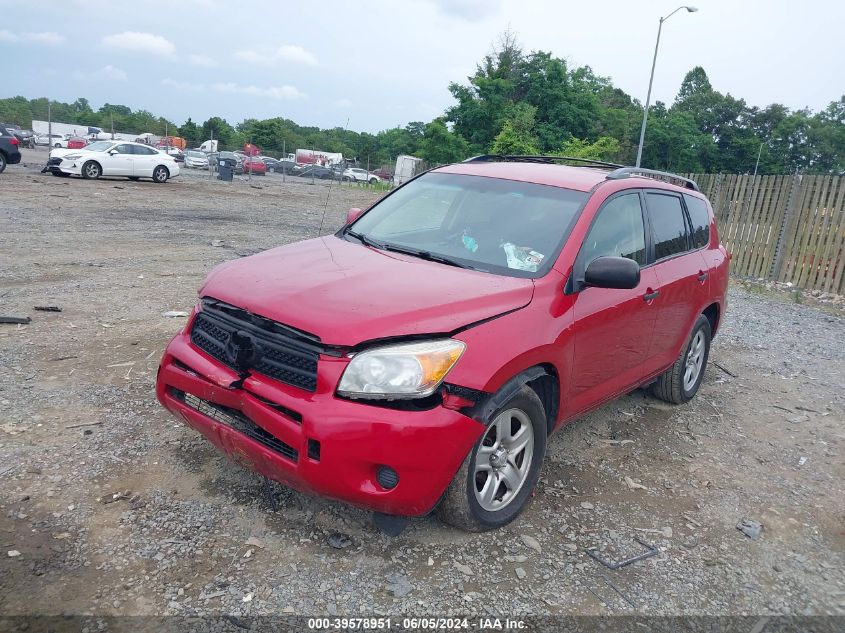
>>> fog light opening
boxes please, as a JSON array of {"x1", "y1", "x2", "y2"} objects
[{"x1": 376, "y1": 465, "x2": 399, "y2": 490}]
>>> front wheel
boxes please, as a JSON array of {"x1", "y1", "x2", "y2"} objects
[
  {"x1": 652, "y1": 314, "x2": 711, "y2": 404},
  {"x1": 152, "y1": 165, "x2": 169, "y2": 183},
  {"x1": 369, "y1": 178, "x2": 378, "y2": 185},
  {"x1": 437, "y1": 387, "x2": 546, "y2": 531},
  {"x1": 0, "y1": 153, "x2": 6, "y2": 173},
  {"x1": 82, "y1": 161, "x2": 101, "y2": 179}
]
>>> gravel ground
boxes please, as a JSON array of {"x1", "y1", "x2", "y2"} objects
[{"x1": 0, "y1": 155, "x2": 843, "y2": 619}]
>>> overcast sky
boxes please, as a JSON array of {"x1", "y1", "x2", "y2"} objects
[{"x1": 1, "y1": 0, "x2": 842, "y2": 132}]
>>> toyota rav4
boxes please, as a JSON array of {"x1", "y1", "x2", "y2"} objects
[{"x1": 156, "y1": 156, "x2": 729, "y2": 532}]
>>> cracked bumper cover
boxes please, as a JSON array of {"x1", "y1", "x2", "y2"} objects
[{"x1": 156, "y1": 331, "x2": 484, "y2": 516}]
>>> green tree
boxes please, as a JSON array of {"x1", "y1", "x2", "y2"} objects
[{"x1": 418, "y1": 120, "x2": 469, "y2": 165}]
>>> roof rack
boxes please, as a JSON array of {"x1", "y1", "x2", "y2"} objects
[
  {"x1": 606, "y1": 167, "x2": 700, "y2": 192},
  {"x1": 464, "y1": 155, "x2": 625, "y2": 169}
]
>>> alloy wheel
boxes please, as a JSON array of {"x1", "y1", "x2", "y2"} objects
[{"x1": 473, "y1": 408, "x2": 535, "y2": 511}]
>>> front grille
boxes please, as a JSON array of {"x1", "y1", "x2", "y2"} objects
[
  {"x1": 190, "y1": 299, "x2": 320, "y2": 392},
  {"x1": 47, "y1": 157, "x2": 62, "y2": 166},
  {"x1": 178, "y1": 390, "x2": 298, "y2": 462}
]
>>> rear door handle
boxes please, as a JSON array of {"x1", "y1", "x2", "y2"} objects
[
  {"x1": 697, "y1": 271, "x2": 708, "y2": 282},
  {"x1": 643, "y1": 289, "x2": 660, "y2": 302}
]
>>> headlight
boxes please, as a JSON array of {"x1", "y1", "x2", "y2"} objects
[
  {"x1": 63, "y1": 154, "x2": 82, "y2": 160},
  {"x1": 337, "y1": 339, "x2": 465, "y2": 399}
]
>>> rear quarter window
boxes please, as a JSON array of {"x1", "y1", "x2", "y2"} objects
[{"x1": 684, "y1": 194, "x2": 711, "y2": 249}]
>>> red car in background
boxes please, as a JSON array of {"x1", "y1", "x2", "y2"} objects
[
  {"x1": 156, "y1": 157, "x2": 728, "y2": 533},
  {"x1": 66, "y1": 137, "x2": 88, "y2": 150},
  {"x1": 239, "y1": 155, "x2": 266, "y2": 175}
]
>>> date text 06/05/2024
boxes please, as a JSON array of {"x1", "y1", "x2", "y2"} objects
[{"x1": 307, "y1": 617, "x2": 527, "y2": 630}]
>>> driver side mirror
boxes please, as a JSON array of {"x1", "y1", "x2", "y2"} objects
[
  {"x1": 108, "y1": 149, "x2": 118, "y2": 155},
  {"x1": 346, "y1": 207, "x2": 364, "y2": 225},
  {"x1": 584, "y1": 256, "x2": 640, "y2": 290}
]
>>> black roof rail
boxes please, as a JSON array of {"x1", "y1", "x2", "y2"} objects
[
  {"x1": 464, "y1": 155, "x2": 625, "y2": 169},
  {"x1": 605, "y1": 167, "x2": 700, "y2": 192}
]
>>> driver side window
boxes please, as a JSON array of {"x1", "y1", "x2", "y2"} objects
[
  {"x1": 114, "y1": 144, "x2": 134, "y2": 154},
  {"x1": 581, "y1": 193, "x2": 646, "y2": 266}
]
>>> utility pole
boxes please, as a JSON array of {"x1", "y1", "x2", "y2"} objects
[
  {"x1": 282, "y1": 139, "x2": 286, "y2": 183},
  {"x1": 47, "y1": 100, "x2": 52, "y2": 145}
]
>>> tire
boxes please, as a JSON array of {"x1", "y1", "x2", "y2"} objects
[
  {"x1": 54, "y1": 143, "x2": 61, "y2": 148},
  {"x1": 437, "y1": 386, "x2": 547, "y2": 531},
  {"x1": 152, "y1": 165, "x2": 169, "y2": 183},
  {"x1": 652, "y1": 314, "x2": 711, "y2": 404},
  {"x1": 128, "y1": 176, "x2": 140, "y2": 181},
  {"x1": 0, "y1": 152, "x2": 6, "y2": 173},
  {"x1": 82, "y1": 161, "x2": 101, "y2": 180},
  {"x1": 369, "y1": 178, "x2": 378, "y2": 185}
]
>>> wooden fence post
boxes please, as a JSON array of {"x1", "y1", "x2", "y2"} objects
[{"x1": 769, "y1": 170, "x2": 802, "y2": 280}]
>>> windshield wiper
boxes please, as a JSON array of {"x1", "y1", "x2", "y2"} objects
[
  {"x1": 380, "y1": 243, "x2": 472, "y2": 269},
  {"x1": 344, "y1": 229, "x2": 383, "y2": 249}
]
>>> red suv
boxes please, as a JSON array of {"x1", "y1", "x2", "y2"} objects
[{"x1": 156, "y1": 156, "x2": 728, "y2": 532}]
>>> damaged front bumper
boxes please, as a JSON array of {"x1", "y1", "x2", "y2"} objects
[{"x1": 156, "y1": 331, "x2": 484, "y2": 516}]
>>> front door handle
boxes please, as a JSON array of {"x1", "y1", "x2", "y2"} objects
[
  {"x1": 643, "y1": 289, "x2": 660, "y2": 302},
  {"x1": 697, "y1": 271, "x2": 709, "y2": 283}
]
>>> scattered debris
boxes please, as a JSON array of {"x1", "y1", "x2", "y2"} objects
[
  {"x1": 520, "y1": 534, "x2": 542, "y2": 554},
  {"x1": 326, "y1": 533, "x2": 353, "y2": 549},
  {"x1": 0, "y1": 315, "x2": 30, "y2": 324},
  {"x1": 798, "y1": 456, "x2": 807, "y2": 466},
  {"x1": 49, "y1": 355, "x2": 78, "y2": 361},
  {"x1": 714, "y1": 362, "x2": 738, "y2": 377},
  {"x1": 65, "y1": 421, "x2": 103, "y2": 430},
  {"x1": 7, "y1": 550, "x2": 21, "y2": 558},
  {"x1": 594, "y1": 570, "x2": 638, "y2": 608},
  {"x1": 624, "y1": 476, "x2": 648, "y2": 491},
  {"x1": 505, "y1": 554, "x2": 528, "y2": 563},
  {"x1": 599, "y1": 439, "x2": 634, "y2": 446},
  {"x1": 33, "y1": 306, "x2": 62, "y2": 312},
  {"x1": 636, "y1": 526, "x2": 673, "y2": 538},
  {"x1": 737, "y1": 519, "x2": 763, "y2": 540},
  {"x1": 241, "y1": 592, "x2": 254, "y2": 603},
  {"x1": 162, "y1": 310, "x2": 189, "y2": 318},
  {"x1": 515, "y1": 567, "x2": 527, "y2": 580},
  {"x1": 98, "y1": 490, "x2": 131, "y2": 504},
  {"x1": 586, "y1": 537, "x2": 658, "y2": 570},
  {"x1": 211, "y1": 240, "x2": 224, "y2": 247},
  {"x1": 454, "y1": 562, "x2": 473, "y2": 576},
  {"x1": 245, "y1": 536, "x2": 265, "y2": 549},
  {"x1": 580, "y1": 501, "x2": 595, "y2": 510},
  {"x1": 385, "y1": 573, "x2": 412, "y2": 597}
]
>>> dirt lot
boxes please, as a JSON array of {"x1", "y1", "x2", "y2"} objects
[{"x1": 1, "y1": 155, "x2": 843, "y2": 620}]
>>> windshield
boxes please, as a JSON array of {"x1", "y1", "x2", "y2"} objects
[
  {"x1": 81, "y1": 141, "x2": 114, "y2": 152},
  {"x1": 346, "y1": 172, "x2": 588, "y2": 278}
]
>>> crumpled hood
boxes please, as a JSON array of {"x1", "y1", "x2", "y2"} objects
[{"x1": 199, "y1": 236, "x2": 534, "y2": 346}]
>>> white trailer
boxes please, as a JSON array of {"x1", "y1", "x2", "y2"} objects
[
  {"x1": 394, "y1": 155, "x2": 422, "y2": 186},
  {"x1": 295, "y1": 149, "x2": 343, "y2": 166}
]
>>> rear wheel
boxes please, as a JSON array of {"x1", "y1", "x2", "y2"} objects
[
  {"x1": 152, "y1": 165, "x2": 169, "y2": 183},
  {"x1": 437, "y1": 387, "x2": 546, "y2": 531},
  {"x1": 0, "y1": 152, "x2": 6, "y2": 173},
  {"x1": 652, "y1": 314, "x2": 711, "y2": 404},
  {"x1": 82, "y1": 161, "x2": 101, "y2": 179}
]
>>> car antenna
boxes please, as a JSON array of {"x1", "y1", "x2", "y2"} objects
[{"x1": 316, "y1": 164, "x2": 336, "y2": 237}]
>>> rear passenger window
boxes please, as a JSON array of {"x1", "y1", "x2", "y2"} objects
[
  {"x1": 581, "y1": 193, "x2": 646, "y2": 266},
  {"x1": 684, "y1": 195, "x2": 711, "y2": 249},
  {"x1": 647, "y1": 193, "x2": 689, "y2": 260}
]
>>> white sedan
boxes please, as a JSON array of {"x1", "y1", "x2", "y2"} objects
[
  {"x1": 45, "y1": 141, "x2": 180, "y2": 182},
  {"x1": 342, "y1": 167, "x2": 380, "y2": 184}
]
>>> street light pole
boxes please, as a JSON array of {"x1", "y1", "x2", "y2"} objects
[{"x1": 635, "y1": 5, "x2": 698, "y2": 168}]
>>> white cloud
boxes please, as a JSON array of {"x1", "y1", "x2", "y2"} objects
[
  {"x1": 277, "y1": 45, "x2": 317, "y2": 66},
  {"x1": 0, "y1": 30, "x2": 65, "y2": 45},
  {"x1": 234, "y1": 44, "x2": 317, "y2": 66},
  {"x1": 187, "y1": 53, "x2": 216, "y2": 67},
  {"x1": 101, "y1": 31, "x2": 176, "y2": 57},
  {"x1": 425, "y1": 0, "x2": 502, "y2": 20},
  {"x1": 335, "y1": 98, "x2": 353, "y2": 108},
  {"x1": 162, "y1": 78, "x2": 204, "y2": 91},
  {"x1": 73, "y1": 65, "x2": 128, "y2": 82},
  {"x1": 212, "y1": 82, "x2": 305, "y2": 100},
  {"x1": 26, "y1": 32, "x2": 65, "y2": 45}
]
